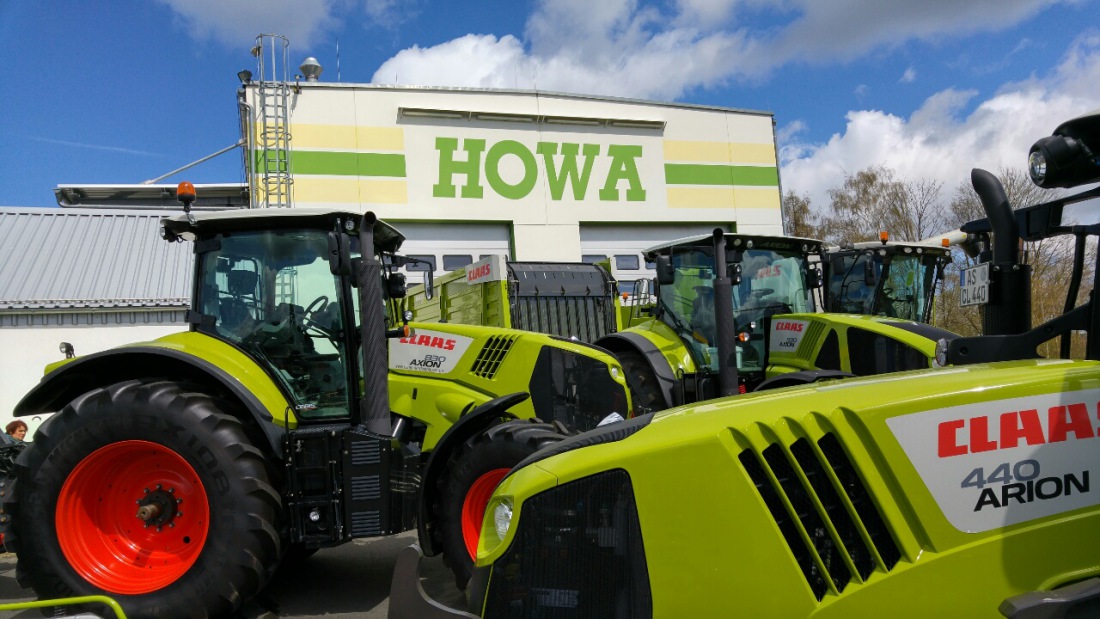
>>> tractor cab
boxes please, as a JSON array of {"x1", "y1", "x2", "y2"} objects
[
  {"x1": 825, "y1": 235, "x2": 950, "y2": 323},
  {"x1": 646, "y1": 233, "x2": 824, "y2": 391},
  {"x1": 162, "y1": 207, "x2": 409, "y2": 423}
]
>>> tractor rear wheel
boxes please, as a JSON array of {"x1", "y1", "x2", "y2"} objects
[
  {"x1": 10, "y1": 379, "x2": 281, "y2": 618},
  {"x1": 437, "y1": 419, "x2": 568, "y2": 590}
]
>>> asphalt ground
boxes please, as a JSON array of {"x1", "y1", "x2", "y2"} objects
[{"x1": 0, "y1": 529, "x2": 468, "y2": 618}]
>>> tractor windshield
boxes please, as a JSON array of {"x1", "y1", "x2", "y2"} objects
[
  {"x1": 195, "y1": 229, "x2": 355, "y2": 420},
  {"x1": 827, "y1": 249, "x2": 942, "y2": 322},
  {"x1": 658, "y1": 244, "x2": 813, "y2": 376}
]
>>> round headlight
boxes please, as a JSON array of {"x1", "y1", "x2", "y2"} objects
[
  {"x1": 1028, "y1": 150, "x2": 1047, "y2": 184},
  {"x1": 934, "y1": 338, "x2": 949, "y2": 368},
  {"x1": 493, "y1": 499, "x2": 513, "y2": 540}
]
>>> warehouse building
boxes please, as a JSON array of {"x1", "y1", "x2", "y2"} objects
[{"x1": 1, "y1": 55, "x2": 785, "y2": 430}]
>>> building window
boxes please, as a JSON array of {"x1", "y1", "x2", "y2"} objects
[
  {"x1": 443, "y1": 254, "x2": 473, "y2": 271},
  {"x1": 615, "y1": 254, "x2": 641, "y2": 270}
]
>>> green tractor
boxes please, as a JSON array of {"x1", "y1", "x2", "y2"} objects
[
  {"x1": 0, "y1": 196, "x2": 633, "y2": 615},
  {"x1": 594, "y1": 232, "x2": 958, "y2": 410},
  {"x1": 391, "y1": 106, "x2": 1100, "y2": 618}
]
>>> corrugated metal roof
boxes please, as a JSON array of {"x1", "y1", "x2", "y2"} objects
[{"x1": 0, "y1": 207, "x2": 193, "y2": 311}]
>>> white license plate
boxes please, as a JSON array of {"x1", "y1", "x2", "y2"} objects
[{"x1": 960, "y1": 262, "x2": 989, "y2": 307}]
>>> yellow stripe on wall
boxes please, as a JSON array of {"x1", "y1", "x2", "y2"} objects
[
  {"x1": 667, "y1": 186, "x2": 780, "y2": 209},
  {"x1": 663, "y1": 140, "x2": 776, "y2": 165},
  {"x1": 292, "y1": 176, "x2": 409, "y2": 204},
  {"x1": 253, "y1": 124, "x2": 406, "y2": 151}
]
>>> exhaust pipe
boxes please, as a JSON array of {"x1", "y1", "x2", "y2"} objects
[
  {"x1": 971, "y1": 168, "x2": 1031, "y2": 336},
  {"x1": 357, "y1": 212, "x2": 392, "y2": 436},
  {"x1": 712, "y1": 229, "x2": 739, "y2": 397}
]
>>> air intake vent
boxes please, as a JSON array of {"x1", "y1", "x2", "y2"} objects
[
  {"x1": 738, "y1": 432, "x2": 901, "y2": 601},
  {"x1": 797, "y1": 320, "x2": 827, "y2": 362},
  {"x1": 470, "y1": 335, "x2": 517, "y2": 379}
]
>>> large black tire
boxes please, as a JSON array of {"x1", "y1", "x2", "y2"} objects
[
  {"x1": 437, "y1": 419, "x2": 568, "y2": 590},
  {"x1": 616, "y1": 349, "x2": 666, "y2": 414},
  {"x1": 9, "y1": 379, "x2": 281, "y2": 618}
]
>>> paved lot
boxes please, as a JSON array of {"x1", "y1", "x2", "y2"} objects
[{"x1": 0, "y1": 530, "x2": 468, "y2": 618}]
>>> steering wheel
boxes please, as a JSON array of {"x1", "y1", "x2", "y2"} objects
[
  {"x1": 299, "y1": 296, "x2": 336, "y2": 339},
  {"x1": 749, "y1": 287, "x2": 775, "y2": 300}
]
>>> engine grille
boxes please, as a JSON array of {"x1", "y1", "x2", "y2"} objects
[
  {"x1": 482, "y1": 469, "x2": 651, "y2": 618},
  {"x1": 738, "y1": 431, "x2": 901, "y2": 601},
  {"x1": 470, "y1": 335, "x2": 517, "y2": 379}
]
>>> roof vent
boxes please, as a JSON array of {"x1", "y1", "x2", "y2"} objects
[{"x1": 300, "y1": 57, "x2": 323, "y2": 81}]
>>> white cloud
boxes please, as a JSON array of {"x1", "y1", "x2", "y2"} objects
[
  {"x1": 900, "y1": 67, "x2": 916, "y2": 83},
  {"x1": 779, "y1": 32, "x2": 1100, "y2": 214},
  {"x1": 156, "y1": 0, "x2": 1078, "y2": 104},
  {"x1": 155, "y1": 0, "x2": 339, "y2": 50}
]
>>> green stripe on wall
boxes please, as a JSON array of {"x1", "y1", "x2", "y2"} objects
[
  {"x1": 252, "y1": 151, "x2": 407, "y2": 177},
  {"x1": 664, "y1": 163, "x2": 778, "y2": 187}
]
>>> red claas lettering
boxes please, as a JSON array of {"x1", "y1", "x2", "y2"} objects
[
  {"x1": 937, "y1": 402, "x2": 1099, "y2": 457},
  {"x1": 399, "y1": 335, "x2": 457, "y2": 350},
  {"x1": 467, "y1": 264, "x2": 491, "y2": 282}
]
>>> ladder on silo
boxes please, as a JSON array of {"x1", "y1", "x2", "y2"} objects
[{"x1": 250, "y1": 34, "x2": 294, "y2": 208}]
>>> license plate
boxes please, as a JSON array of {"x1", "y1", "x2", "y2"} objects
[{"x1": 960, "y1": 263, "x2": 989, "y2": 307}]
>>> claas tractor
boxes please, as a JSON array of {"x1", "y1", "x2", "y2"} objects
[
  {"x1": 390, "y1": 107, "x2": 1100, "y2": 618},
  {"x1": 0, "y1": 197, "x2": 633, "y2": 616},
  {"x1": 594, "y1": 232, "x2": 958, "y2": 411}
]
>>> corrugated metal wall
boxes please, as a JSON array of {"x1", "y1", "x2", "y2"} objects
[{"x1": 0, "y1": 207, "x2": 193, "y2": 318}]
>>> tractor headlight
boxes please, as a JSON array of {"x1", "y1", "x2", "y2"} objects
[
  {"x1": 479, "y1": 495, "x2": 515, "y2": 557},
  {"x1": 493, "y1": 498, "x2": 513, "y2": 539},
  {"x1": 1028, "y1": 128, "x2": 1100, "y2": 189},
  {"x1": 934, "y1": 338, "x2": 949, "y2": 368},
  {"x1": 1028, "y1": 149, "x2": 1048, "y2": 185}
]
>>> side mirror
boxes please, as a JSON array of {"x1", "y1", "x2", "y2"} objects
[
  {"x1": 730, "y1": 263, "x2": 743, "y2": 286},
  {"x1": 327, "y1": 232, "x2": 352, "y2": 276},
  {"x1": 349, "y1": 257, "x2": 362, "y2": 288},
  {"x1": 387, "y1": 272, "x2": 408, "y2": 299},
  {"x1": 654, "y1": 255, "x2": 675, "y2": 285},
  {"x1": 806, "y1": 266, "x2": 823, "y2": 289},
  {"x1": 423, "y1": 269, "x2": 434, "y2": 300},
  {"x1": 863, "y1": 259, "x2": 878, "y2": 287}
]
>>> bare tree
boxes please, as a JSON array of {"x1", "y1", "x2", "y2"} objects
[
  {"x1": 781, "y1": 190, "x2": 819, "y2": 238},
  {"x1": 818, "y1": 165, "x2": 947, "y2": 244}
]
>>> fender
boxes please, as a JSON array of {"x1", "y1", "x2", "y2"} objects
[
  {"x1": 416, "y1": 392, "x2": 529, "y2": 556},
  {"x1": 754, "y1": 369, "x2": 855, "y2": 391},
  {"x1": 13, "y1": 346, "x2": 289, "y2": 456},
  {"x1": 595, "y1": 332, "x2": 676, "y2": 410}
]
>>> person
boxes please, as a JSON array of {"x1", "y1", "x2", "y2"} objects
[{"x1": 5, "y1": 419, "x2": 27, "y2": 443}]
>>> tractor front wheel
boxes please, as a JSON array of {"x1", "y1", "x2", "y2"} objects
[
  {"x1": 616, "y1": 349, "x2": 665, "y2": 414},
  {"x1": 437, "y1": 419, "x2": 567, "y2": 589},
  {"x1": 10, "y1": 380, "x2": 281, "y2": 618}
]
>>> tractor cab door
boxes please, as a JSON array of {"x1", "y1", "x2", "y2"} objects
[{"x1": 194, "y1": 229, "x2": 356, "y2": 421}]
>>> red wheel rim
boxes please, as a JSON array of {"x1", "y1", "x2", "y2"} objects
[
  {"x1": 461, "y1": 468, "x2": 509, "y2": 559},
  {"x1": 56, "y1": 440, "x2": 210, "y2": 594}
]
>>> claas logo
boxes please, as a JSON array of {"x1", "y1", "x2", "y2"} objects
[
  {"x1": 937, "y1": 402, "x2": 1098, "y2": 458},
  {"x1": 399, "y1": 334, "x2": 457, "y2": 351}
]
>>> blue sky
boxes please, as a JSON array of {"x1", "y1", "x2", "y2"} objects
[{"x1": 1, "y1": 0, "x2": 1098, "y2": 210}]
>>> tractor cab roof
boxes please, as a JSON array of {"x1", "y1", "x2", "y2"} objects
[
  {"x1": 161, "y1": 207, "x2": 405, "y2": 254},
  {"x1": 642, "y1": 233, "x2": 824, "y2": 260},
  {"x1": 829, "y1": 240, "x2": 952, "y2": 258}
]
